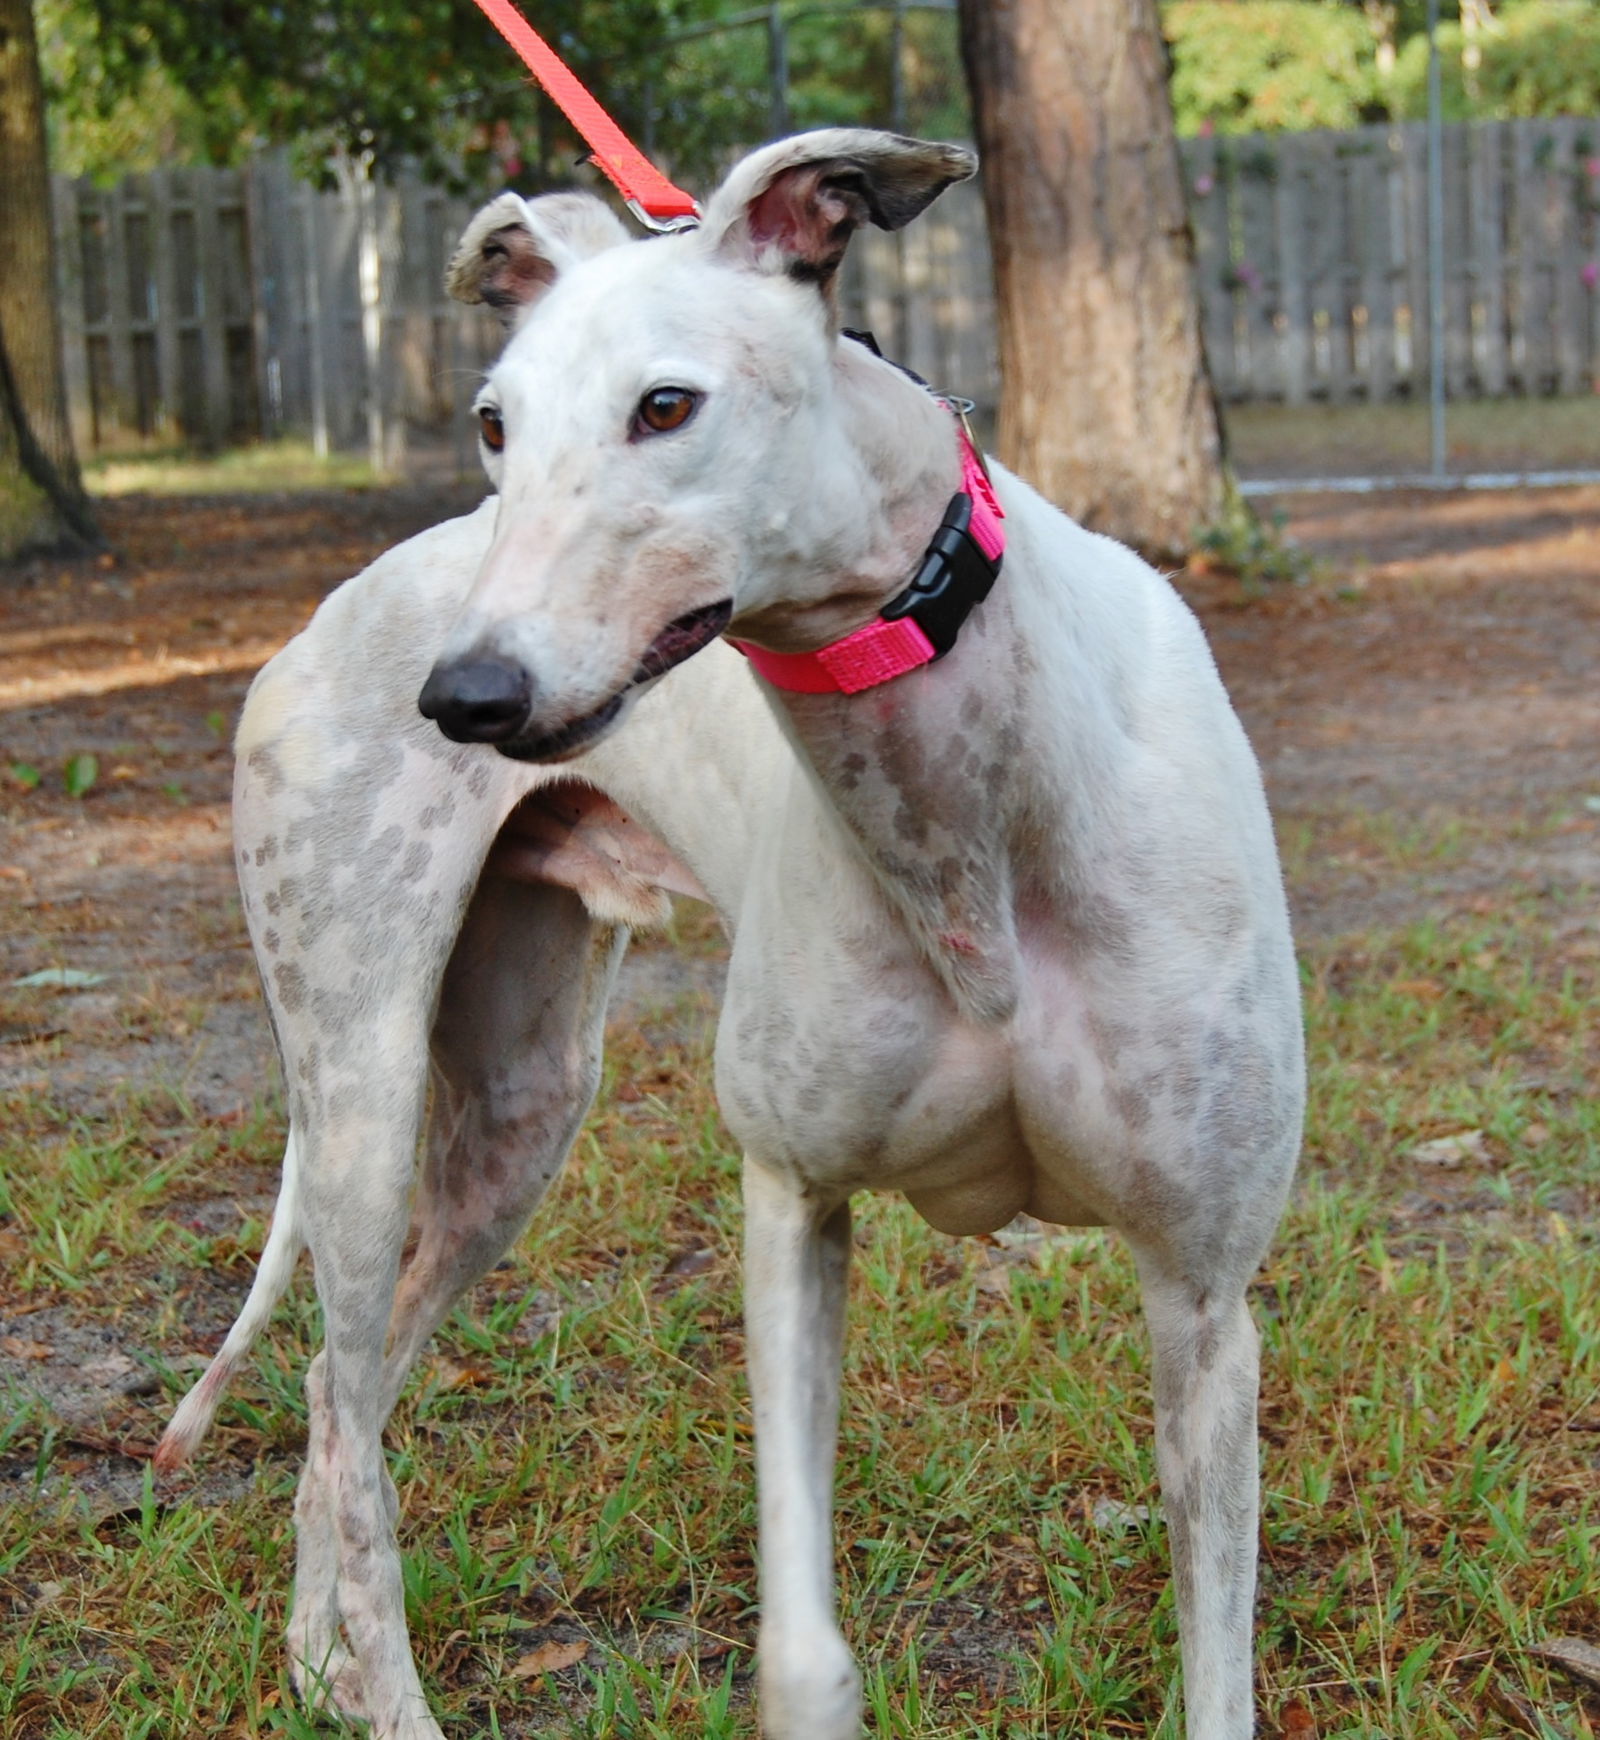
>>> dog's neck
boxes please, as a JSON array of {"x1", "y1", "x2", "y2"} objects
[
  {"x1": 744, "y1": 347, "x2": 1030, "y2": 1024},
  {"x1": 721, "y1": 339, "x2": 962, "y2": 656}
]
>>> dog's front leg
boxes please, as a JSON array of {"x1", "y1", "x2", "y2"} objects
[
  {"x1": 1133, "y1": 1252, "x2": 1263, "y2": 1740},
  {"x1": 742, "y1": 1159, "x2": 861, "y2": 1740}
]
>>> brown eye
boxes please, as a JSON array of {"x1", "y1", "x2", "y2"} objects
[
  {"x1": 636, "y1": 387, "x2": 699, "y2": 436},
  {"x1": 478, "y1": 405, "x2": 505, "y2": 452}
]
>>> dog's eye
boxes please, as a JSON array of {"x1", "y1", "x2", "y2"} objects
[
  {"x1": 478, "y1": 406, "x2": 505, "y2": 452},
  {"x1": 635, "y1": 387, "x2": 699, "y2": 437}
]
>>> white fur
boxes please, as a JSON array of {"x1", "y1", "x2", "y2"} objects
[{"x1": 160, "y1": 133, "x2": 1303, "y2": 1740}]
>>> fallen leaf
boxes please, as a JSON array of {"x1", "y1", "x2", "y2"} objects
[
  {"x1": 12, "y1": 967, "x2": 108, "y2": 990},
  {"x1": 63, "y1": 753, "x2": 98, "y2": 799},
  {"x1": 1090, "y1": 1496, "x2": 1151, "y2": 1534},
  {"x1": 1392, "y1": 977, "x2": 1444, "y2": 1001},
  {"x1": 974, "y1": 1262, "x2": 1012, "y2": 1300},
  {"x1": 510, "y1": 1638, "x2": 590, "y2": 1680},
  {"x1": 429, "y1": 1359, "x2": 492, "y2": 1391},
  {"x1": 1521, "y1": 1122, "x2": 1550, "y2": 1148},
  {"x1": 1279, "y1": 1700, "x2": 1317, "y2": 1737},
  {"x1": 0, "y1": 1022, "x2": 66, "y2": 1046},
  {"x1": 82, "y1": 1355, "x2": 136, "y2": 1382},
  {"x1": 1, "y1": 1336, "x2": 52, "y2": 1361},
  {"x1": 1408, "y1": 1130, "x2": 1487, "y2": 1167},
  {"x1": 1532, "y1": 1635, "x2": 1600, "y2": 1692},
  {"x1": 1483, "y1": 1677, "x2": 1541, "y2": 1736}
]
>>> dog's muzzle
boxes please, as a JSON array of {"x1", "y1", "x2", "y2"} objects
[{"x1": 417, "y1": 599, "x2": 732, "y2": 760}]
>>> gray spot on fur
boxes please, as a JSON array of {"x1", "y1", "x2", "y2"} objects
[
  {"x1": 246, "y1": 746, "x2": 285, "y2": 794},
  {"x1": 274, "y1": 961, "x2": 307, "y2": 1013}
]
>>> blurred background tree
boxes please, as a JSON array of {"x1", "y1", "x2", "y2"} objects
[
  {"x1": 1165, "y1": 0, "x2": 1600, "y2": 136},
  {"x1": 42, "y1": 0, "x2": 705, "y2": 184},
  {"x1": 40, "y1": 1, "x2": 1600, "y2": 186}
]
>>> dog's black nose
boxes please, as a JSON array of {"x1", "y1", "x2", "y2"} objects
[{"x1": 418, "y1": 656, "x2": 532, "y2": 744}]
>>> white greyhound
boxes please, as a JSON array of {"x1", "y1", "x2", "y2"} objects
[{"x1": 157, "y1": 131, "x2": 1304, "y2": 1740}]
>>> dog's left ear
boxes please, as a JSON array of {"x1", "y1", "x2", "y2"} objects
[
  {"x1": 446, "y1": 190, "x2": 629, "y2": 328},
  {"x1": 699, "y1": 129, "x2": 976, "y2": 289}
]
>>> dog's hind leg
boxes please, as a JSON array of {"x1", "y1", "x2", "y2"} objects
[{"x1": 1132, "y1": 1248, "x2": 1263, "y2": 1740}]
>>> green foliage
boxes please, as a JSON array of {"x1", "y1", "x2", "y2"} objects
[
  {"x1": 1388, "y1": 1, "x2": 1600, "y2": 122},
  {"x1": 1164, "y1": 1, "x2": 1600, "y2": 137},
  {"x1": 41, "y1": 0, "x2": 969, "y2": 189},
  {"x1": 46, "y1": 0, "x2": 709, "y2": 187},
  {"x1": 1194, "y1": 490, "x2": 1315, "y2": 588},
  {"x1": 1165, "y1": 1, "x2": 1384, "y2": 134},
  {"x1": 36, "y1": 0, "x2": 255, "y2": 178},
  {"x1": 648, "y1": 6, "x2": 967, "y2": 182}
]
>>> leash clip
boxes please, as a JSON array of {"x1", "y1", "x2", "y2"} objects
[
  {"x1": 937, "y1": 395, "x2": 995, "y2": 491},
  {"x1": 625, "y1": 197, "x2": 701, "y2": 235}
]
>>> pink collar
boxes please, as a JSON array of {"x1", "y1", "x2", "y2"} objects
[{"x1": 729, "y1": 417, "x2": 1005, "y2": 695}]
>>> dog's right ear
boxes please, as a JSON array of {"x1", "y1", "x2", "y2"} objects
[{"x1": 446, "y1": 191, "x2": 629, "y2": 328}]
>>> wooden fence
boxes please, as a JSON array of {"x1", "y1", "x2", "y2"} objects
[
  {"x1": 48, "y1": 117, "x2": 1600, "y2": 462},
  {"x1": 1187, "y1": 117, "x2": 1600, "y2": 404},
  {"x1": 51, "y1": 155, "x2": 504, "y2": 468}
]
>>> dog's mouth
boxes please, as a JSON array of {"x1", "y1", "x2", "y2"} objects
[
  {"x1": 629, "y1": 599, "x2": 734, "y2": 684},
  {"x1": 497, "y1": 599, "x2": 733, "y2": 764}
]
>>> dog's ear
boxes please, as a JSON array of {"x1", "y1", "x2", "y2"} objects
[
  {"x1": 446, "y1": 191, "x2": 629, "y2": 328},
  {"x1": 699, "y1": 129, "x2": 976, "y2": 290}
]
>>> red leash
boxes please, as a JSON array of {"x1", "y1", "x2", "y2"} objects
[{"x1": 469, "y1": 0, "x2": 700, "y2": 230}]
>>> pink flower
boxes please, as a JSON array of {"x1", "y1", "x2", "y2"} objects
[
  {"x1": 1193, "y1": 173, "x2": 1215, "y2": 197},
  {"x1": 1199, "y1": 118, "x2": 1216, "y2": 138},
  {"x1": 1586, "y1": 157, "x2": 1600, "y2": 178},
  {"x1": 1583, "y1": 261, "x2": 1599, "y2": 291}
]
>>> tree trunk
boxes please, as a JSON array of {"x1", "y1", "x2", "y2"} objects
[
  {"x1": 0, "y1": 0, "x2": 99, "y2": 561},
  {"x1": 956, "y1": 0, "x2": 1227, "y2": 562}
]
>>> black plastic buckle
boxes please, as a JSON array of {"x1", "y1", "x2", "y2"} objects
[{"x1": 879, "y1": 491, "x2": 1002, "y2": 660}]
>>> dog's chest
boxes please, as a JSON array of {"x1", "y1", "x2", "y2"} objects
[{"x1": 714, "y1": 933, "x2": 1023, "y2": 1209}]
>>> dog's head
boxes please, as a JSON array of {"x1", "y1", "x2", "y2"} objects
[{"x1": 420, "y1": 131, "x2": 975, "y2": 763}]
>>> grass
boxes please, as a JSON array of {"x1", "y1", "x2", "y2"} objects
[
  {"x1": 2, "y1": 892, "x2": 1598, "y2": 1738},
  {"x1": 1227, "y1": 394, "x2": 1600, "y2": 481},
  {"x1": 83, "y1": 439, "x2": 383, "y2": 498}
]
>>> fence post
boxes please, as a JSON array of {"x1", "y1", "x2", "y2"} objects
[
  {"x1": 300, "y1": 182, "x2": 330, "y2": 457},
  {"x1": 1426, "y1": 0, "x2": 1447, "y2": 476},
  {"x1": 767, "y1": 4, "x2": 789, "y2": 137},
  {"x1": 355, "y1": 152, "x2": 387, "y2": 476},
  {"x1": 890, "y1": 0, "x2": 907, "y2": 132}
]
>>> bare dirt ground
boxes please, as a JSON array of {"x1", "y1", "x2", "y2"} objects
[{"x1": 1, "y1": 478, "x2": 1598, "y2": 1716}]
